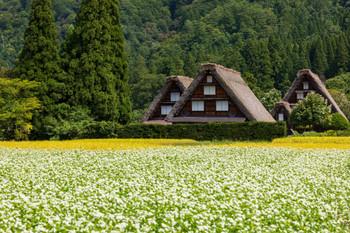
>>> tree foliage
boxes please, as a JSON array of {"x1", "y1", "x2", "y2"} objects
[
  {"x1": 0, "y1": 75, "x2": 41, "y2": 140},
  {"x1": 11, "y1": 0, "x2": 66, "y2": 138},
  {"x1": 2, "y1": 0, "x2": 350, "y2": 112},
  {"x1": 328, "y1": 89, "x2": 350, "y2": 120},
  {"x1": 289, "y1": 93, "x2": 332, "y2": 129},
  {"x1": 62, "y1": 0, "x2": 132, "y2": 124},
  {"x1": 260, "y1": 89, "x2": 282, "y2": 112}
]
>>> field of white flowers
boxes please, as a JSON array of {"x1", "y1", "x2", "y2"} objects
[{"x1": 0, "y1": 147, "x2": 350, "y2": 232}]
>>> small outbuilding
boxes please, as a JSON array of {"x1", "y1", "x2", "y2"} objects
[
  {"x1": 165, "y1": 63, "x2": 275, "y2": 123},
  {"x1": 141, "y1": 76, "x2": 193, "y2": 124},
  {"x1": 271, "y1": 69, "x2": 348, "y2": 122}
]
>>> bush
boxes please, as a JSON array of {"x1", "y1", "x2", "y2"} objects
[
  {"x1": 337, "y1": 130, "x2": 350, "y2": 137},
  {"x1": 117, "y1": 122, "x2": 286, "y2": 141},
  {"x1": 44, "y1": 108, "x2": 122, "y2": 140},
  {"x1": 299, "y1": 131, "x2": 323, "y2": 137},
  {"x1": 324, "y1": 130, "x2": 337, "y2": 136},
  {"x1": 41, "y1": 119, "x2": 286, "y2": 141},
  {"x1": 329, "y1": 113, "x2": 350, "y2": 130}
]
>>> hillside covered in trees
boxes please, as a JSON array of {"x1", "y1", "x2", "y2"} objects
[{"x1": 1, "y1": 0, "x2": 350, "y2": 112}]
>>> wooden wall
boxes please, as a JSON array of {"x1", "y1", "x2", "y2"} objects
[
  {"x1": 288, "y1": 75, "x2": 316, "y2": 104},
  {"x1": 150, "y1": 82, "x2": 183, "y2": 120},
  {"x1": 179, "y1": 72, "x2": 244, "y2": 117}
]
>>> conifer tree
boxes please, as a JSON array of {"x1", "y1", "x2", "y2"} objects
[
  {"x1": 268, "y1": 35, "x2": 285, "y2": 89},
  {"x1": 62, "y1": 0, "x2": 131, "y2": 124},
  {"x1": 297, "y1": 41, "x2": 311, "y2": 70},
  {"x1": 335, "y1": 34, "x2": 349, "y2": 75},
  {"x1": 325, "y1": 35, "x2": 336, "y2": 77},
  {"x1": 310, "y1": 37, "x2": 327, "y2": 77},
  {"x1": 13, "y1": 0, "x2": 66, "y2": 138},
  {"x1": 184, "y1": 53, "x2": 197, "y2": 78}
]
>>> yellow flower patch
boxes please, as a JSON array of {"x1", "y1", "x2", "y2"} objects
[
  {"x1": 0, "y1": 139, "x2": 197, "y2": 150},
  {"x1": 0, "y1": 137, "x2": 349, "y2": 150}
]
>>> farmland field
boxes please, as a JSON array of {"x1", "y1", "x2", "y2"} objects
[{"x1": 0, "y1": 146, "x2": 350, "y2": 232}]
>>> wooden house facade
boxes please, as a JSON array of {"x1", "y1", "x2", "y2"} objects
[
  {"x1": 165, "y1": 63, "x2": 275, "y2": 123},
  {"x1": 271, "y1": 69, "x2": 348, "y2": 122},
  {"x1": 141, "y1": 76, "x2": 193, "y2": 124}
]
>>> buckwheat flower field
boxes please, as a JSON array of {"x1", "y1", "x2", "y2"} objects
[{"x1": 1, "y1": 147, "x2": 350, "y2": 232}]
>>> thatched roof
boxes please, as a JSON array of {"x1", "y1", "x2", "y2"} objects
[
  {"x1": 283, "y1": 69, "x2": 348, "y2": 120},
  {"x1": 166, "y1": 63, "x2": 276, "y2": 122},
  {"x1": 141, "y1": 76, "x2": 193, "y2": 123},
  {"x1": 270, "y1": 101, "x2": 292, "y2": 119}
]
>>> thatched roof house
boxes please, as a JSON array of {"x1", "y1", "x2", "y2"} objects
[
  {"x1": 271, "y1": 69, "x2": 347, "y2": 121},
  {"x1": 165, "y1": 63, "x2": 275, "y2": 123},
  {"x1": 270, "y1": 101, "x2": 292, "y2": 122},
  {"x1": 141, "y1": 76, "x2": 193, "y2": 124}
]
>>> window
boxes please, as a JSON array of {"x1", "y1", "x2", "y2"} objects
[
  {"x1": 278, "y1": 114, "x2": 284, "y2": 121},
  {"x1": 192, "y1": 101, "x2": 204, "y2": 111},
  {"x1": 161, "y1": 106, "x2": 172, "y2": 115},
  {"x1": 216, "y1": 101, "x2": 229, "y2": 111},
  {"x1": 204, "y1": 86, "x2": 216, "y2": 95},
  {"x1": 303, "y1": 82, "x2": 309, "y2": 90},
  {"x1": 207, "y1": 76, "x2": 213, "y2": 83},
  {"x1": 297, "y1": 93, "x2": 304, "y2": 100},
  {"x1": 170, "y1": 92, "x2": 180, "y2": 102}
]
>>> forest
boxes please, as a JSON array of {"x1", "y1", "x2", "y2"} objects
[{"x1": 1, "y1": 0, "x2": 350, "y2": 139}]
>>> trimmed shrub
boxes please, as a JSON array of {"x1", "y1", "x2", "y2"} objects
[
  {"x1": 45, "y1": 121, "x2": 286, "y2": 141},
  {"x1": 329, "y1": 113, "x2": 350, "y2": 130},
  {"x1": 117, "y1": 122, "x2": 286, "y2": 141}
]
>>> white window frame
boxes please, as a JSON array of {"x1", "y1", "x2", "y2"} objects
[
  {"x1": 170, "y1": 92, "x2": 180, "y2": 102},
  {"x1": 192, "y1": 101, "x2": 204, "y2": 111},
  {"x1": 303, "y1": 82, "x2": 309, "y2": 90},
  {"x1": 207, "y1": 76, "x2": 213, "y2": 83},
  {"x1": 161, "y1": 105, "x2": 172, "y2": 115},
  {"x1": 278, "y1": 114, "x2": 284, "y2": 121},
  {"x1": 216, "y1": 101, "x2": 229, "y2": 111},
  {"x1": 204, "y1": 86, "x2": 216, "y2": 95},
  {"x1": 297, "y1": 92, "x2": 304, "y2": 100}
]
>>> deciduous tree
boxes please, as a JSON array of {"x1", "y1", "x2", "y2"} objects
[
  {"x1": 0, "y1": 76, "x2": 40, "y2": 140},
  {"x1": 289, "y1": 93, "x2": 331, "y2": 129}
]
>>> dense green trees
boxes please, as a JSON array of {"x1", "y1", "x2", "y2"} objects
[
  {"x1": 1, "y1": 0, "x2": 350, "y2": 123},
  {"x1": 62, "y1": 0, "x2": 131, "y2": 124},
  {"x1": 0, "y1": 0, "x2": 133, "y2": 139}
]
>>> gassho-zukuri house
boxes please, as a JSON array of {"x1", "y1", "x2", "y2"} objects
[
  {"x1": 271, "y1": 69, "x2": 348, "y2": 122},
  {"x1": 164, "y1": 63, "x2": 275, "y2": 123},
  {"x1": 141, "y1": 76, "x2": 193, "y2": 124}
]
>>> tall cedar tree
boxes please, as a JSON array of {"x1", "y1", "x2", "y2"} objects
[
  {"x1": 13, "y1": 0, "x2": 65, "y2": 137},
  {"x1": 62, "y1": 0, "x2": 131, "y2": 123}
]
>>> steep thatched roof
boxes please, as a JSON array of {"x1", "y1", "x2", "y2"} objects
[
  {"x1": 141, "y1": 76, "x2": 193, "y2": 123},
  {"x1": 270, "y1": 101, "x2": 292, "y2": 119},
  {"x1": 283, "y1": 69, "x2": 347, "y2": 120},
  {"x1": 166, "y1": 63, "x2": 276, "y2": 122}
]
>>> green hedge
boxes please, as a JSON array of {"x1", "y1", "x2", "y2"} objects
[
  {"x1": 39, "y1": 121, "x2": 286, "y2": 141},
  {"x1": 117, "y1": 122, "x2": 286, "y2": 141}
]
